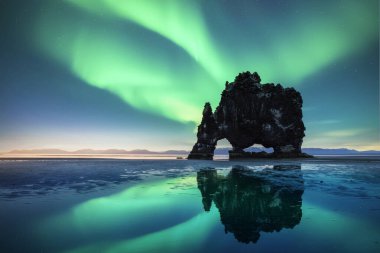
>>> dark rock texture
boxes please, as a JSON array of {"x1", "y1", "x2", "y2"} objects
[
  {"x1": 188, "y1": 71, "x2": 310, "y2": 160},
  {"x1": 197, "y1": 165, "x2": 304, "y2": 243}
]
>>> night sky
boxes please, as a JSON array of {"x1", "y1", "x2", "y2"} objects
[{"x1": 0, "y1": 0, "x2": 379, "y2": 151}]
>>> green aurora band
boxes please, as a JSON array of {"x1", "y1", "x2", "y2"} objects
[
  {"x1": 38, "y1": 176, "x2": 219, "y2": 253},
  {"x1": 35, "y1": 0, "x2": 378, "y2": 124}
]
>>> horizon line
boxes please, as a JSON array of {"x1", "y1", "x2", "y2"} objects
[{"x1": 2, "y1": 146, "x2": 380, "y2": 155}]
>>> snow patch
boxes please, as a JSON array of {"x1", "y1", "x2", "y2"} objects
[{"x1": 270, "y1": 109, "x2": 293, "y2": 130}]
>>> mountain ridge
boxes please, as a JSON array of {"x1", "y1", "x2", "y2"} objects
[{"x1": 4, "y1": 147, "x2": 380, "y2": 156}]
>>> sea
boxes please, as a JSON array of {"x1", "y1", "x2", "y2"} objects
[{"x1": 0, "y1": 157, "x2": 379, "y2": 253}]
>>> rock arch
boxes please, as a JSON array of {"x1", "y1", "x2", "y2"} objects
[{"x1": 187, "y1": 71, "x2": 310, "y2": 160}]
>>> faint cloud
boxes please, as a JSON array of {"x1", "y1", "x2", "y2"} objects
[
  {"x1": 303, "y1": 128, "x2": 376, "y2": 149},
  {"x1": 323, "y1": 128, "x2": 368, "y2": 138},
  {"x1": 344, "y1": 143, "x2": 380, "y2": 151},
  {"x1": 306, "y1": 119, "x2": 341, "y2": 125}
]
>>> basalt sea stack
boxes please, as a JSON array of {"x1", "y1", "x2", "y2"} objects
[{"x1": 188, "y1": 71, "x2": 310, "y2": 160}]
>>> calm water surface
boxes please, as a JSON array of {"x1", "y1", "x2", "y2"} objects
[{"x1": 0, "y1": 158, "x2": 379, "y2": 253}]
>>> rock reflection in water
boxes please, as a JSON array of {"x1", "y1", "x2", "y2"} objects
[{"x1": 197, "y1": 165, "x2": 304, "y2": 243}]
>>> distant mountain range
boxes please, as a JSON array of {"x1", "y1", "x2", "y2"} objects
[
  {"x1": 5, "y1": 148, "x2": 188, "y2": 155},
  {"x1": 4, "y1": 147, "x2": 380, "y2": 156},
  {"x1": 215, "y1": 147, "x2": 380, "y2": 155}
]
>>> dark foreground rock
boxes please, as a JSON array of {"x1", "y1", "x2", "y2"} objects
[{"x1": 188, "y1": 71, "x2": 311, "y2": 160}]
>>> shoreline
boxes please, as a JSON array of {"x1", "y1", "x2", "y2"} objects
[{"x1": 1, "y1": 154, "x2": 380, "y2": 162}]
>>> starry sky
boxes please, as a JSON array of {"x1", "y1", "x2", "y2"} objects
[{"x1": 0, "y1": 0, "x2": 379, "y2": 151}]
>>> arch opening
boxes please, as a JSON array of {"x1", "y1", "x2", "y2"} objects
[
  {"x1": 244, "y1": 144, "x2": 274, "y2": 154},
  {"x1": 214, "y1": 138, "x2": 233, "y2": 158}
]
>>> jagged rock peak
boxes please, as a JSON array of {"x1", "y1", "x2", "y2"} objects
[
  {"x1": 202, "y1": 102, "x2": 213, "y2": 116},
  {"x1": 234, "y1": 71, "x2": 261, "y2": 83}
]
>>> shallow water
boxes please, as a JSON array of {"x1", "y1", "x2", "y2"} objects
[{"x1": 0, "y1": 158, "x2": 379, "y2": 253}]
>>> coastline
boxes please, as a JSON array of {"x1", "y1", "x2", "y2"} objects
[{"x1": 1, "y1": 154, "x2": 380, "y2": 162}]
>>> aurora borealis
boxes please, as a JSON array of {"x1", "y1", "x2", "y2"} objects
[{"x1": 0, "y1": 0, "x2": 379, "y2": 151}]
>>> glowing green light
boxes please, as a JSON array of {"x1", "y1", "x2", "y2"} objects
[
  {"x1": 40, "y1": 177, "x2": 201, "y2": 232},
  {"x1": 67, "y1": 0, "x2": 226, "y2": 83},
  {"x1": 38, "y1": 176, "x2": 218, "y2": 253},
  {"x1": 35, "y1": 0, "x2": 377, "y2": 125},
  {"x1": 64, "y1": 210, "x2": 218, "y2": 253},
  {"x1": 35, "y1": 10, "x2": 219, "y2": 123}
]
